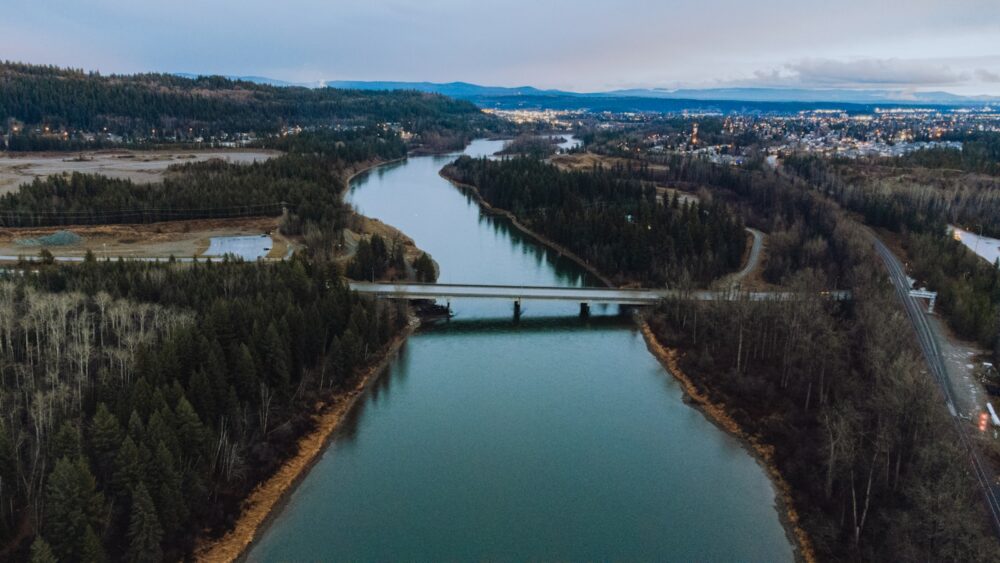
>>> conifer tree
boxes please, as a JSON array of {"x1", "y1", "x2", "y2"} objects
[
  {"x1": 44, "y1": 457, "x2": 104, "y2": 560},
  {"x1": 81, "y1": 525, "x2": 108, "y2": 563},
  {"x1": 126, "y1": 483, "x2": 162, "y2": 563},
  {"x1": 29, "y1": 537, "x2": 57, "y2": 563},
  {"x1": 113, "y1": 437, "x2": 143, "y2": 498}
]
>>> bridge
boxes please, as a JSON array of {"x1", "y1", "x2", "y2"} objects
[{"x1": 348, "y1": 281, "x2": 850, "y2": 317}]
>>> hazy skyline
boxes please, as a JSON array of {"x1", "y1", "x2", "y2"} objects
[{"x1": 3, "y1": 0, "x2": 999, "y2": 95}]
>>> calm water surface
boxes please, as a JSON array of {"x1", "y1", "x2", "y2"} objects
[
  {"x1": 248, "y1": 138, "x2": 793, "y2": 561},
  {"x1": 203, "y1": 235, "x2": 272, "y2": 261}
]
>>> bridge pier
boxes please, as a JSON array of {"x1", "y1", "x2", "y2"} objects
[
  {"x1": 579, "y1": 302, "x2": 590, "y2": 318},
  {"x1": 513, "y1": 299, "x2": 521, "y2": 322}
]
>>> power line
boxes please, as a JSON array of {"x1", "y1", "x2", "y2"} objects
[{"x1": 0, "y1": 201, "x2": 286, "y2": 226}]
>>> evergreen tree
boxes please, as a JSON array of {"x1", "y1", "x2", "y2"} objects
[
  {"x1": 126, "y1": 411, "x2": 145, "y2": 444},
  {"x1": 112, "y1": 437, "x2": 143, "y2": 497},
  {"x1": 233, "y1": 343, "x2": 258, "y2": 401},
  {"x1": 29, "y1": 537, "x2": 57, "y2": 563},
  {"x1": 81, "y1": 525, "x2": 108, "y2": 563},
  {"x1": 44, "y1": 457, "x2": 104, "y2": 560},
  {"x1": 262, "y1": 323, "x2": 290, "y2": 393},
  {"x1": 126, "y1": 483, "x2": 163, "y2": 563},
  {"x1": 174, "y1": 397, "x2": 209, "y2": 464},
  {"x1": 91, "y1": 403, "x2": 124, "y2": 473},
  {"x1": 150, "y1": 441, "x2": 186, "y2": 538},
  {"x1": 414, "y1": 253, "x2": 437, "y2": 282},
  {"x1": 51, "y1": 421, "x2": 81, "y2": 461},
  {"x1": 187, "y1": 370, "x2": 217, "y2": 424}
]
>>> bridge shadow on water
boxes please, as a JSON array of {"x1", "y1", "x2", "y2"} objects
[{"x1": 419, "y1": 312, "x2": 634, "y2": 335}]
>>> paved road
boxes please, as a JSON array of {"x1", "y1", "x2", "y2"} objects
[
  {"x1": 348, "y1": 281, "x2": 851, "y2": 304},
  {"x1": 870, "y1": 232, "x2": 1000, "y2": 533}
]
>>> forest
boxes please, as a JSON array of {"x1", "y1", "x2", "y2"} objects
[
  {"x1": 0, "y1": 128, "x2": 404, "y2": 233},
  {"x1": 904, "y1": 233, "x2": 1000, "y2": 355},
  {"x1": 344, "y1": 233, "x2": 437, "y2": 283},
  {"x1": 0, "y1": 62, "x2": 499, "y2": 148},
  {"x1": 443, "y1": 156, "x2": 746, "y2": 286},
  {"x1": 495, "y1": 134, "x2": 563, "y2": 157},
  {"x1": 0, "y1": 258, "x2": 409, "y2": 561},
  {"x1": 899, "y1": 132, "x2": 1000, "y2": 176},
  {"x1": 650, "y1": 268, "x2": 996, "y2": 560},
  {"x1": 644, "y1": 153, "x2": 998, "y2": 560},
  {"x1": 625, "y1": 152, "x2": 862, "y2": 289},
  {"x1": 783, "y1": 154, "x2": 986, "y2": 236},
  {"x1": 0, "y1": 83, "x2": 434, "y2": 562},
  {"x1": 782, "y1": 152, "x2": 1000, "y2": 359}
]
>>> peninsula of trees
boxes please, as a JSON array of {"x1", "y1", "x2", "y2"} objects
[{"x1": 443, "y1": 156, "x2": 746, "y2": 286}]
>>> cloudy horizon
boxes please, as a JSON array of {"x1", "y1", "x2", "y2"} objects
[{"x1": 2, "y1": 0, "x2": 998, "y2": 95}]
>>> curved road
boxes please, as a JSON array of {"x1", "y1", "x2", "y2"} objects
[
  {"x1": 722, "y1": 227, "x2": 765, "y2": 288},
  {"x1": 870, "y1": 232, "x2": 1000, "y2": 533}
]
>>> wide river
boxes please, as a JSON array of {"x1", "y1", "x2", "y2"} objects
[{"x1": 248, "y1": 139, "x2": 793, "y2": 561}]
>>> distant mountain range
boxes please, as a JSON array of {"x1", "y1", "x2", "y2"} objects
[
  {"x1": 602, "y1": 87, "x2": 1000, "y2": 105},
  {"x1": 323, "y1": 82, "x2": 1000, "y2": 106},
  {"x1": 176, "y1": 73, "x2": 1000, "y2": 109}
]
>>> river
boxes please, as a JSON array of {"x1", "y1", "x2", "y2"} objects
[{"x1": 247, "y1": 138, "x2": 793, "y2": 561}]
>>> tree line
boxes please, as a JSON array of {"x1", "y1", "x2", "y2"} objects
[
  {"x1": 905, "y1": 233, "x2": 1000, "y2": 360},
  {"x1": 782, "y1": 153, "x2": 1000, "y2": 358},
  {"x1": 0, "y1": 62, "x2": 454, "y2": 561},
  {"x1": 899, "y1": 132, "x2": 1000, "y2": 176},
  {"x1": 630, "y1": 152, "x2": 861, "y2": 288},
  {"x1": 443, "y1": 156, "x2": 746, "y2": 286},
  {"x1": 0, "y1": 61, "x2": 496, "y2": 141},
  {"x1": 1, "y1": 257, "x2": 408, "y2": 561},
  {"x1": 0, "y1": 128, "x2": 402, "y2": 235},
  {"x1": 344, "y1": 233, "x2": 437, "y2": 283},
  {"x1": 650, "y1": 267, "x2": 996, "y2": 560},
  {"x1": 645, "y1": 155, "x2": 998, "y2": 559}
]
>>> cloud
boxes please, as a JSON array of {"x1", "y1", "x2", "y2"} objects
[
  {"x1": 3, "y1": 1, "x2": 1000, "y2": 94},
  {"x1": 783, "y1": 58, "x2": 966, "y2": 87},
  {"x1": 713, "y1": 58, "x2": 1000, "y2": 94},
  {"x1": 976, "y1": 69, "x2": 1000, "y2": 83}
]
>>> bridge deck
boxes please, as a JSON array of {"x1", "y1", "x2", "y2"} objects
[{"x1": 348, "y1": 282, "x2": 850, "y2": 304}]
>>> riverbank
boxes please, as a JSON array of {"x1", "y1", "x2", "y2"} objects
[
  {"x1": 443, "y1": 154, "x2": 807, "y2": 558},
  {"x1": 638, "y1": 321, "x2": 816, "y2": 563},
  {"x1": 342, "y1": 156, "x2": 408, "y2": 192},
  {"x1": 194, "y1": 155, "x2": 432, "y2": 561},
  {"x1": 340, "y1": 156, "x2": 442, "y2": 281},
  {"x1": 438, "y1": 169, "x2": 616, "y2": 288},
  {"x1": 193, "y1": 315, "x2": 419, "y2": 562}
]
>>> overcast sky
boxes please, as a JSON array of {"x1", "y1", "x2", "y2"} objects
[{"x1": 3, "y1": 0, "x2": 999, "y2": 94}]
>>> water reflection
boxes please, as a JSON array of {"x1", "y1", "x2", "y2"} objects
[{"x1": 335, "y1": 339, "x2": 412, "y2": 445}]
